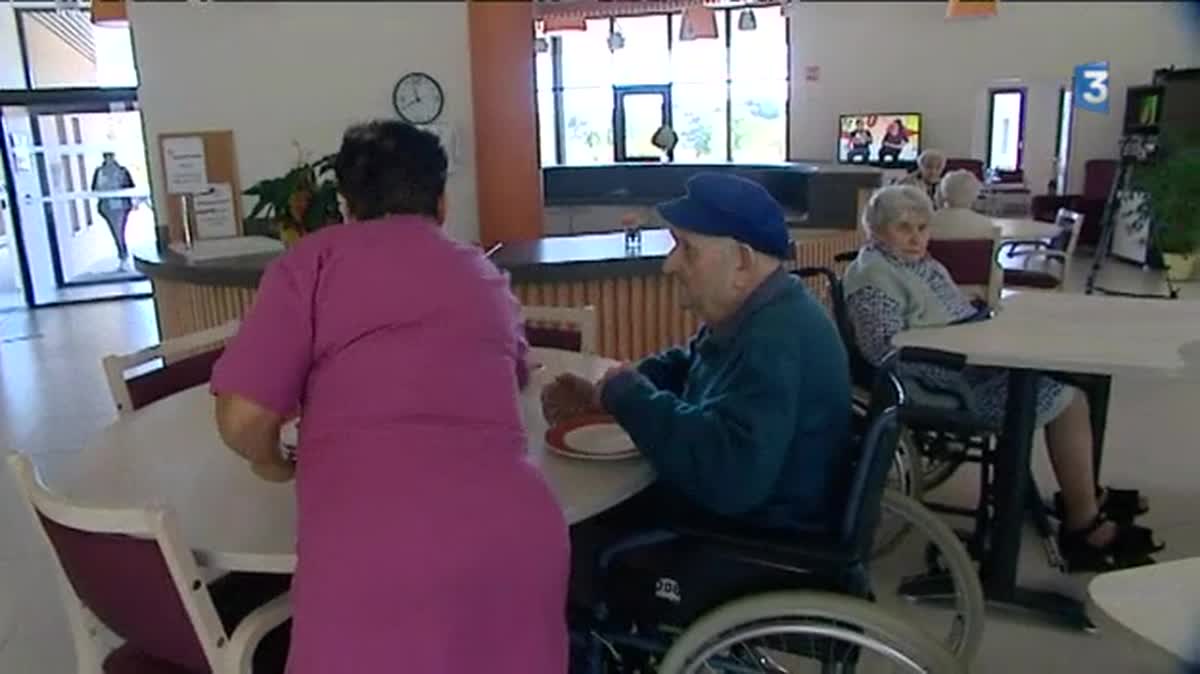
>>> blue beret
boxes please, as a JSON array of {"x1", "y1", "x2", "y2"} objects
[{"x1": 655, "y1": 173, "x2": 790, "y2": 259}]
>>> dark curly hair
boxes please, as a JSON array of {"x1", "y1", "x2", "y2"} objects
[{"x1": 334, "y1": 120, "x2": 448, "y2": 221}]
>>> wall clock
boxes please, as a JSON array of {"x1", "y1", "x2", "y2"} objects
[{"x1": 392, "y1": 72, "x2": 444, "y2": 125}]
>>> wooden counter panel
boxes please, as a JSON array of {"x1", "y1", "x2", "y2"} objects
[
  {"x1": 152, "y1": 280, "x2": 256, "y2": 341},
  {"x1": 147, "y1": 229, "x2": 863, "y2": 359}
]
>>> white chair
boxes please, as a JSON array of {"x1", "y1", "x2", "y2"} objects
[
  {"x1": 521, "y1": 305, "x2": 598, "y2": 354},
  {"x1": 103, "y1": 320, "x2": 239, "y2": 416},
  {"x1": 6, "y1": 453, "x2": 290, "y2": 674},
  {"x1": 999, "y1": 208, "x2": 1084, "y2": 292}
]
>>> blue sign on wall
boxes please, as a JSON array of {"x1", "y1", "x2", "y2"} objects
[{"x1": 1074, "y1": 61, "x2": 1110, "y2": 114}]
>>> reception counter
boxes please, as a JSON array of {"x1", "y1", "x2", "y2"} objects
[{"x1": 136, "y1": 227, "x2": 863, "y2": 360}]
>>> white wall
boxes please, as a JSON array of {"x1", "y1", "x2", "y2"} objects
[
  {"x1": 788, "y1": 2, "x2": 1200, "y2": 193},
  {"x1": 128, "y1": 2, "x2": 479, "y2": 242}
]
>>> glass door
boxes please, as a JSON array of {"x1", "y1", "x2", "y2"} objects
[
  {"x1": 614, "y1": 85, "x2": 672, "y2": 162},
  {"x1": 0, "y1": 164, "x2": 25, "y2": 311},
  {"x1": 1, "y1": 99, "x2": 155, "y2": 306}
]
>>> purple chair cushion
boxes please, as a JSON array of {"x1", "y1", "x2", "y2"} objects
[
  {"x1": 927, "y1": 239, "x2": 994, "y2": 286},
  {"x1": 524, "y1": 324, "x2": 583, "y2": 353},
  {"x1": 126, "y1": 349, "x2": 224, "y2": 411},
  {"x1": 1003, "y1": 268, "x2": 1061, "y2": 289},
  {"x1": 39, "y1": 516, "x2": 211, "y2": 672}
]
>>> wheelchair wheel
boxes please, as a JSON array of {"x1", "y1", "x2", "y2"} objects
[
  {"x1": 657, "y1": 591, "x2": 963, "y2": 674},
  {"x1": 871, "y1": 492, "x2": 984, "y2": 667}
]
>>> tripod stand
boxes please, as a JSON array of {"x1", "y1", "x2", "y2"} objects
[{"x1": 1084, "y1": 140, "x2": 1180, "y2": 299}]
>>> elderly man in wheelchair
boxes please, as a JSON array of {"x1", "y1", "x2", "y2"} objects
[{"x1": 542, "y1": 174, "x2": 963, "y2": 673}]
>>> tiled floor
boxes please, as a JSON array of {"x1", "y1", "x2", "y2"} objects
[{"x1": 0, "y1": 259, "x2": 1197, "y2": 672}]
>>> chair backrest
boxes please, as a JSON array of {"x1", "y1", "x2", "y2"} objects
[
  {"x1": 837, "y1": 372, "x2": 904, "y2": 556},
  {"x1": 927, "y1": 235, "x2": 1003, "y2": 308},
  {"x1": 1048, "y1": 208, "x2": 1084, "y2": 286},
  {"x1": 991, "y1": 168, "x2": 1025, "y2": 185},
  {"x1": 6, "y1": 454, "x2": 227, "y2": 672},
  {"x1": 1051, "y1": 208, "x2": 1084, "y2": 252},
  {"x1": 1083, "y1": 159, "x2": 1118, "y2": 200},
  {"x1": 103, "y1": 321, "x2": 239, "y2": 415},
  {"x1": 944, "y1": 158, "x2": 984, "y2": 182},
  {"x1": 521, "y1": 305, "x2": 597, "y2": 354}
]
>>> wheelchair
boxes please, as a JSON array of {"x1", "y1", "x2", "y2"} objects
[
  {"x1": 785, "y1": 267, "x2": 988, "y2": 663},
  {"x1": 568, "y1": 371, "x2": 967, "y2": 674}
]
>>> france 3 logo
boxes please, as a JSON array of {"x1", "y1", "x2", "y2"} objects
[{"x1": 1073, "y1": 61, "x2": 1110, "y2": 114}]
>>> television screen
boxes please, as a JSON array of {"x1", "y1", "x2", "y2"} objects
[{"x1": 837, "y1": 113, "x2": 922, "y2": 166}]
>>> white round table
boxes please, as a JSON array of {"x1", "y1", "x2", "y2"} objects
[
  {"x1": 48, "y1": 348, "x2": 654, "y2": 574},
  {"x1": 1089, "y1": 557, "x2": 1200, "y2": 665}
]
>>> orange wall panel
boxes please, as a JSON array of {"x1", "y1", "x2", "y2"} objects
[{"x1": 468, "y1": 0, "x2": 544, "y2": 245}]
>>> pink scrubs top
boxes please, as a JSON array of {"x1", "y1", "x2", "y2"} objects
[{"x1": 211, "y1": 215, "x2": 569, "y2": 673}]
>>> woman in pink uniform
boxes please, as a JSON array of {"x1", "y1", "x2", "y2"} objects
[{"x1": 211, "y1": 120, "x2": 569, "y2": 673}]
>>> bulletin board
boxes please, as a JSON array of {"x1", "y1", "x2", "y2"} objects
[{"x1": 156, "y1": 130, "x2": 244, "y2": 243}]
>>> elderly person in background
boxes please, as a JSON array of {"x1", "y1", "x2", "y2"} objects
[
  {"x1": 897, "y1": 149, "x2": 947, "y2": 205},
  {"x1": 930, "y1": 169, "x2": 996, "y2": 238},
  {"x1": 543, "y1": 173, "x2": 851, "y2": 531},
  {"x1": 212, "y1": 120, "x2": 568, "y2": 673},
  {"x1": 842, "y1": 185, "x2": 1161, "y2": 573}
]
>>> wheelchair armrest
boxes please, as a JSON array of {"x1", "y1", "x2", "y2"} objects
[
  {"x1": 883, "y1": 348, "x2": 986, "y2": 421},
  {"x1": 895, "y1": 346, "x2": 969, "y2": 370}
]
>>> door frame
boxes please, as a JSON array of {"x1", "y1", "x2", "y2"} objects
[
  {"x1": 613, "y1": 84, "x2": 673, "y2": 162},
  {"x1": 0, "y1": 87, "x2": 145, "y2": 307}
]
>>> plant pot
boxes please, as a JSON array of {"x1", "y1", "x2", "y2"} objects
[{"x1": 1162, "y1": 252, "x2": 1197, "y2": 281}]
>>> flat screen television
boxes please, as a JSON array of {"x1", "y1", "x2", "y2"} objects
[{"x1": 837, "y1": 113, "x2": 922, "y2": 167}]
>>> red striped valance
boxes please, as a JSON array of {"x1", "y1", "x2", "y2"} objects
[{"x1": 534, "y1": 0, "x2": 780, "y2": 21}]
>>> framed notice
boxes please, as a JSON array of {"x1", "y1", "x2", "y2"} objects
[
  {"x1": 157, "y1": 130, "x2": 244, "y2": 242},
  {"x1": 162, "y1": 136, "x2": 207, "y2": 194}
]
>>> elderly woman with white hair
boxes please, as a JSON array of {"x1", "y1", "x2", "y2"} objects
[
  {"x1": 896, "y1": 149, "x2": 947, "y2": 205},
  {"x1": 842, "y1": 185, "x2": 1161, "y2": 572},
  {"x1": 930, "y1": 169, "x2": 997, "y2": 238}
]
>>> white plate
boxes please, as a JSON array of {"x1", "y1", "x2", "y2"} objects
[{"x1": 564, "y1": 423, "x2": 635, "y2": 456}]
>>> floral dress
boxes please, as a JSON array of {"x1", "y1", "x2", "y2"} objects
[{"x1": 844, "y1": 242, "x2": 1074, "y2": 428}]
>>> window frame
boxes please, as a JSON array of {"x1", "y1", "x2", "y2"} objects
[{"x1": 538, "y1": 6, "x2": 790, "y2": 166}]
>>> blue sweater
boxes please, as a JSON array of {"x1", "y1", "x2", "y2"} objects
[{"x1": 601, "y1": 269, "x2": 852, "y2": 530}]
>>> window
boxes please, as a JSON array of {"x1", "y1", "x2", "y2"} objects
[
  {"x1": 14, "y1": 8, "x2": 138, "y2": 89},
  {"x1": 986, "y1": 88, "x2": 1025, "y2": 173},
  {"x1": 537, "y1": 7, "x2": 790, "y2": 166}
]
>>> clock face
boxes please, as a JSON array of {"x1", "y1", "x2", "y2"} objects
[{"x1": 393, "y1": 72, "x2": 444, "y2": 125}]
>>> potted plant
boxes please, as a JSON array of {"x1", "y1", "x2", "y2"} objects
[
  {"x1": 1134, "y1": 136, "x2": 1200, "y2": 281},
  {"x1": 243, "y1": 144, "x2": 342, "y2": 245}
]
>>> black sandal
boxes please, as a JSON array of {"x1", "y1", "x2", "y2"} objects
[
  {"x1": 1058, "y1": 513, "x2": 1163, "y2": 574},
  {"x1": 1053, "y1": 487, "x2": 1148, "y2": 524}
]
